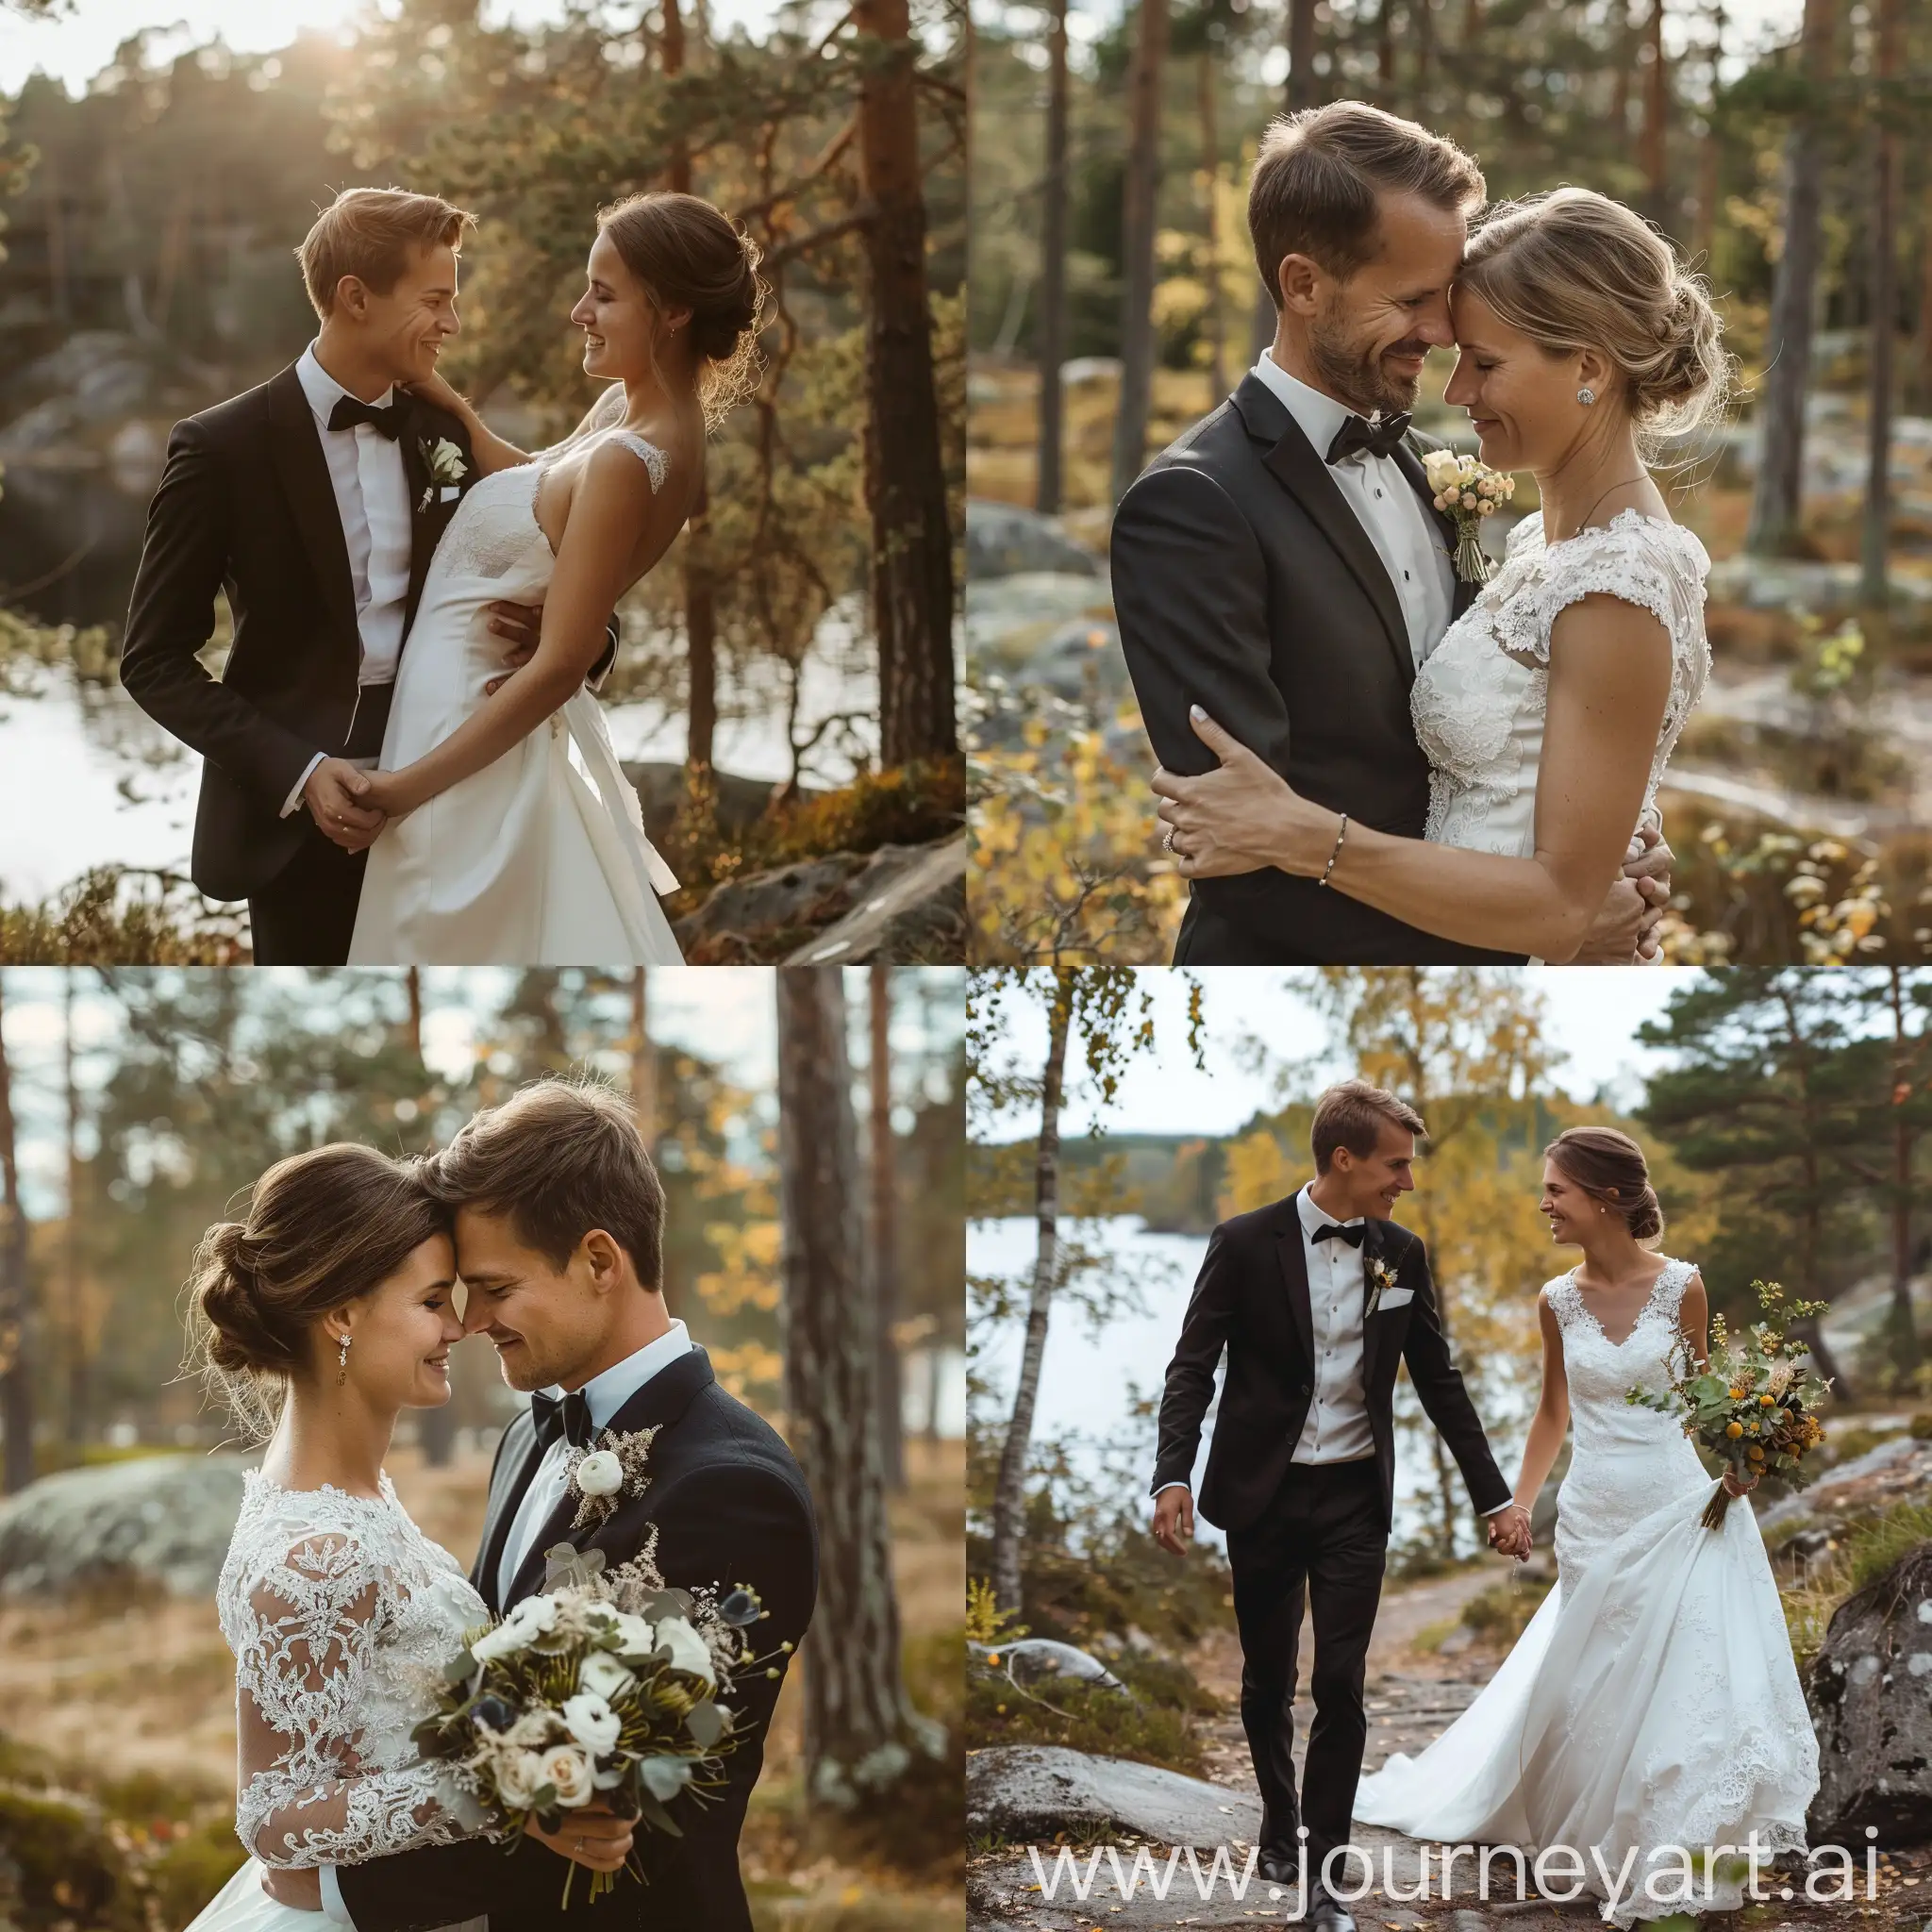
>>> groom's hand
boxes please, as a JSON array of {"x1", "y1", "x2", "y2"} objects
[
  {"x1": 482, "y1": 599, "x2": 545, "y2": 694},
  {"x1": 303, "y1": 757, "x2": 386, "y2": 852},
  {"x1": 1486, "y1": 1504, "x2": 1532, "y2": 1557},
  {"x1": 1151, "y1": 1485, "x2": 1194, "y2": 1555}
]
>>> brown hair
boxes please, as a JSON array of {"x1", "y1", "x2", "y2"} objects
[
  {"x1": 185, "y1": 1144, "x2": 452, "y2": 1440},
  {"x1": 297, "y1": 187, "x2": 475, "y2": 319},
  {"x1": 425, "y1": 1077, "x2": 666, "y2": 1287},
  {"x1": 1248, "y1": 100, "x2": 1485, "y2": 304},
  {"x1": 597, "y1": 191, "x2": 766, "y2": 428},
  {"x1": 1458, "y1": 188, "x2": 1730, "y2": 451},
  {"x1": 1310, "y1": 1080, "x2": 1426, "y2": 1174},
  {"x1": 1545, "y1": 1126, "x2": 1664, "y2": 1241}
]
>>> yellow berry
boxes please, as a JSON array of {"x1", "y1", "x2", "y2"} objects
[{"x1": 1725, "y1": 1421, "x2": 1743, "y2": 1439}]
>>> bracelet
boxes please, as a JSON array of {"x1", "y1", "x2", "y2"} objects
[{"x1": 1316, "y1": 811, "x2": 1349, "y2": 888}]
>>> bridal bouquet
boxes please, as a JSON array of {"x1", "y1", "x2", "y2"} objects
[
  {"x1": 411, "y1": 1540, "x2": 784, "y2": 1906},
  {"x1": 1625, "y1": 1278, "x2": 1831, "y2": 1530},
  {"x1": 1421, "y1": 449, "x2": 1516, "y2": 584}
]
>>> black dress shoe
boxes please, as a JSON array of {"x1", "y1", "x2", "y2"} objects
[
  {"x1": 1308, "y1": 1879, "x2": 1357, "y2": 1932},
  {"x1": 1257, "y1": 1849, "x2": 1300, "y2": 1885}
]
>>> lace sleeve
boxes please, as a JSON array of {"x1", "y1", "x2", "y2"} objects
[
  {"x1": 604, "y1": 430, "x2": 670, "y2": 492},
  {"x1": 230, "y1": 1530, "x2": 477, "y2": 1869}
]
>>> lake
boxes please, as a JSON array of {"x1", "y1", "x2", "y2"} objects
[{"x1": 970, "y1": 1213, "x2": 1536, "y2": 1557}]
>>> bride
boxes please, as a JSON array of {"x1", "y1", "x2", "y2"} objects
[
  {"x1": 1154, "y1": 188, "x2": 1719, "y2": 965},
  {"x1": 345, "y1": 192, "x2": 764, "y2": 966},
  {"x1": 1352, "y1": 1126, "x2": 1818, "y2": 1924},
  {"x1": 185, "y1": 1143, "x2": 632, "y2": 1929}
]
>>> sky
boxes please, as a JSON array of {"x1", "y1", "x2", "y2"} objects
[
  {"x1": 0, "y1": 0, "x2": 791, "y2": 95},
  {"x1": 976, "y1": 966, "x2": 1707, "y2": 1142}
]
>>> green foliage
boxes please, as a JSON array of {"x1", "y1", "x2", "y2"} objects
[
  {"x1": 0, "y1": 1784, "x2": 143, "y2": 1931},
  {"x1": 1455, "y1": 1574, "x2": 1555, "y2": 1645},
  {"x1": 0, "y1": 867, "x2": 246, "y2": 965},
  {"x1": 143, "y1": 1818, "x2": 251, "y2": 1926},
  {"x1": 966, "y1": 1655, "x2": 1211, "y2": 1775},
  {"x1": 1786, "y1": 1502, "x2": 1932, "y2": 1674}
]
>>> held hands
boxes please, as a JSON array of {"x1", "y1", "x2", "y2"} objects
[
  {"x1": 1153, "y1": 707, "x2": 1318, "y2": 879},
  {"x1": 1487, "y1": 1503, "x2": 1533, "y2": 1559},
  {"x1": 1151, "y1": 1487, "x2": 1194, "y2": 1556},
  {"x1": 526, "y1": 1800, "x2": 636, "y2": 1874},
  {"x1": 482, "y1": 599, "x2": 547, "y2": 697},
  {"x1": 303, "y1": 757, "x2": 386, "y2": 853},
  {"x1": 1569, "y1": 825, "x2": 1673, "y2": 964}
]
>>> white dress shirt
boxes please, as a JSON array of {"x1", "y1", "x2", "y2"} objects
[
  {"x1": 1156, "y1": 1189, "x2": 1514, "y2": 1520},
  {"x1": 281, "y1": 341, "x2": 416, "y2": 817},
  {"x1": 1249, "y1": 349, "x2": 1455, "y2": 673},
  {"x1": 318, "y1": 1319, "x2": 694, "y2": 1930}
]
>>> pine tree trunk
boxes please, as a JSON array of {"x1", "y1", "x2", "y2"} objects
[
  {"x1": 990, "y1": 974, "x2": 1073, "y2": 1612},
  {"x1": 776, "y1": 968, "x2": 926, "y2": 1807},
  {"x1": 1110, "y1": 0, "x2": 1171, "y2": 507},
  {"x1": 871, "y1": 968, "x2": 906, "y2": 1493},
  {"x1": 1860, "y1": 0, "x2": 1901, "y2": 608},
  {"x1": 1642, "y1": 0, "x2": 1668, "y2": 225},
  {"x1": 1198, "y1": 51, "x2": 1226, "y2": 401},
  {"x1": 631, "y1": 970, "x2": 656, "y2": 1152},
  {"x1": 1747, "y1": 0, "x2": 1835, "y2": 557},
  {"x1": 0, "y1": 975, "x2": 33, "y2": 1496},
  {"x1": 855, "y1": 0, "x2": 958, "y2": 764},
  {"x1": 1693, "y1": 8, "x2": 1724, "y2": 268},
  {"x1": 63, "y1": 972, "x2": 84, "y2": 1447},
  {"x1": 1036, "y1": 0, "x2": 1071, "y2": 515},
  {"x1": 1889, "y1": 967, "x2": 1921, "y2": 1369}
]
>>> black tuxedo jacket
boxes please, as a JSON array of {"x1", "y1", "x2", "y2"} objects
[
  {"x1": 1110, "y1": 373, "x2": 1524, "y2": 965},
  {"x1": 1149, "y1": 1193, "x2": 1511, "y2": 1534},
  {"x1": 336, "y1": 1346, "x2": 819, "y2": 1932}
]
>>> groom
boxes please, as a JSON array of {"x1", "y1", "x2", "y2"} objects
[
  {"x1": 1110, "y1": 102, "x2": 1667, "y2": 966},
  {"x1": 1149, "y1": 1081, "x2": 1527, "y2": 1930},
  {"x1": 317, "y1": 1078, "x2": 819, "y2": 1931},
  {"x1": 121, "y1": 187, "x2": 618, "y2": 966}
]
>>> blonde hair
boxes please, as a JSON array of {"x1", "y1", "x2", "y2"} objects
[
  {"x1": 1458, "y1": 187, "x2": 1729, "y2": 450},
  {"x1": 596, "y1": 191, "x2": 766, "y2": 431},
  {"x1": 297, "y1": 187, "x2": 475, "y2": 319}
]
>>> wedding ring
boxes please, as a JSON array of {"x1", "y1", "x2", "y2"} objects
[{"x1": 1162, "y1": 826, "x2": 1176, "y2": 854}]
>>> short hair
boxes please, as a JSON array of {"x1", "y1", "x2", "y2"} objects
[
  {"x1": 1310, "y1": 1080, "x2": 1426, "y2": 1174},
  {"x1": 297, "y1": 187, "x2": 475, "y2": 319},
  {"x1": 1248, "y1": 100, "x2": 1484, "y2": 304},
  {"x1": 426, "y1": 1077, "x2": 666, "y2": 1288}
]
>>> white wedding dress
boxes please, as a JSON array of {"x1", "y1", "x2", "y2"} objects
[
  {"x1": 187, "y1": 1469, "x2": 492, "y2": 1932},
  {"x1": 1411, "y1": 508, "x2": 1711, "y2": 861},
  {"x1": 348, "y1": 431, "x2": 684, "y2": 965},
  {"x1": 1354, "y1": 1258, "x2": 1818, "y2": 1924}
]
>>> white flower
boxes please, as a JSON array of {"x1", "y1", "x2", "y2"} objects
[
  {"x1": 496, "y1": 1749, "x2": 549, "y2": 1809},
  {"x1": 575, "y1": 1449, "x2": 625, "y2": 1497},
  {"x1": 425, "y1": 437, "x2": 467, "y2": 484},
  {"x1": 579, "y1": 1649, "x2": 638, "y2": 1703},
  {"x1": 609, "y1": 1610, "x2": 658, "y2": 1657},
  {"x1": 540, "y1": 1744, "x2": 596, "y2": 1808},
  {"x1": 653, "y1": 1615, "x2": 717, "y2": 1686},
  {"x1": 1422, "y1": 449, "x2": 1461, "y2": 492},
  {"x1": 505, "y1": 1710, "x2": 560, "y2": 1750},
  {"x1": 560, "y1": 1691, "x2": 624, "y2": 1757}
]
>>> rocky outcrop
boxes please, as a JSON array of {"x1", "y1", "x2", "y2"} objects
[
  {"x1": 970, "y1": 1638, "x2": 1128, "y2": 1692},
  {"x1": 967, "y1": 499, "x2": 1102, "y2": 581},
  {"x1": 1806, "y1": 1541, "x2": 1932, "y2": 1841},
  {"x1": 0, "y1": 1453, "x2": 249, "y2": 1600},
  {"x1": 785, "y1": 835, "x2": 966, "y2": 964},
  {"x1": 968, "y1": 1744, "x2": 1262, "y2": 1846}
]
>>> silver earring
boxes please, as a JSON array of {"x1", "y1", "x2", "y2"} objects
[
  {"x1": 1577, "y1": 387, "x2": 1596, "y2": 407},
  {"x1": 336, "y1": 1334, "x2": 351, "y2": 1386}
]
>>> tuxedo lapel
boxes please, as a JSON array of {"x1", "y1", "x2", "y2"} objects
[
  {"x1": 1231, "y1": 374, "x2": 1413, "y2": 691},
  {"x1": 1393, "y1": 438, "x2": 1478, "y2": 622},
  {"x1": 266, "y1": 365, "x2": 359, "y2": 658},
  {"x1": 502, "y1": 1345, "x2": 718, "y2": 1608},
  {"x1": 397, "y1": 398, "x2": 461, "y2": 641},
  {"x1": 473, "y1": 1410, "x2": 547, "y2": 1616},
  {"x1": 1358, "y1": 1221, "x2": 1387, "y2": 1393},
  {"x1": 1274, "y1": 1203, "x2": 1315, "y2": 1374}
]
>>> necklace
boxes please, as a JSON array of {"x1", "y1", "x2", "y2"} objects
[{"x1": 1557, "y1": 475, "x2": 1650, "y2": 540}]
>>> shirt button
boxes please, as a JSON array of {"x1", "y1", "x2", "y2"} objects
[
  {"x1": 1404, "y1": 570, "x2": 1411, "y2": 580},
  {"x1": 1375, "y1": 489, "x2": 1384, "y2": 498}
]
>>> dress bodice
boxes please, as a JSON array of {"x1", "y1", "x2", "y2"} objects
[
  {"x1": 1545, "y1": 1257, "x2": 1712, "y2": 1580},
  {"x1": 216, "y1": 1469, "x2": 490, "y2": 1868},
  {"x1": 1412, "y1": 508, "x2": 1711, "y2": 858}
]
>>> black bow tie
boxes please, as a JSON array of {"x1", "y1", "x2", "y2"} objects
[
  {"x1": 1311, "y1": 1222, "x2": 1367, "y2": 1247},
  {"x1": 1326, "y1": 412, "x2": 1411, "y2": 465},
  {"x1": 328, "y1": 395, "x2": 405, "y2": 440},
  {"x1": 530, "y1": 1389, "x2": 593, "y2": 1452}
]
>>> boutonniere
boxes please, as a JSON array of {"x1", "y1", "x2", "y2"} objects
[
  {"x1": 564, "y1": 1424, "x2": 660, "y2": 1530},
  {"x1": 1364, "y1": 1253, "x2": 1401, "y2": 1320},
  {"x1": 416, "y1": 435, "x2": 468, "y2": 513},
  {"x1": 1422, "y1": 449, "x2": 1516, "y2": 585}
]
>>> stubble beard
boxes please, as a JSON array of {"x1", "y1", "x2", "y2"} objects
[{"x1": 1308, "y1": 304, "x2": 1423, "y2": 420}]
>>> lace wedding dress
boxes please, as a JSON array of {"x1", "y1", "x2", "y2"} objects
[
  {"x1": 1354, "y1": 1258, "x2": 1818, "y2": 1925},
  {"x1": 1410, "y1": 508, "x2": 1711, "y2": 863},
  {"x1": 348, "y1": 430, "x2": 684, "y2": 965},
  {"x1": 187, "y1": 1469, "x2": 492, "y2": 1931}
]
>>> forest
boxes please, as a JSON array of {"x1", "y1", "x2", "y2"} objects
[
  {"x1": 0, "y1": 0, "x2": 965, "y2": 963},
  {"x1": 967, "y1": 0, "x2": 1932, "y2": 966}
]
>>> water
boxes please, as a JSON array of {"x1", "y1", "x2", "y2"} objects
[{"x1": 970, "y1": 1213, "x2": 1535, "y2": 1556}]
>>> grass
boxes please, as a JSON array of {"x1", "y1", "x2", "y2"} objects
[
  {"x1": 1415, "y1": 1573, "x2": 1556, "y2": 1654},
  {"x1": 966, "y1": 1647, "x2": 1218, "y2": 1776},
  {"x1": 1783, "y1": 1497, "x2": 1932, "y2": 1674},
  {"x1": 0, "y1": 865, "x2": 246, "y2": 964}
]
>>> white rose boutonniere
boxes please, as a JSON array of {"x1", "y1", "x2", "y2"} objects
[
  {"x1": 565, "y1": 1424, "x2": 660, "y2": 1530},
  {"x1": 416, "y1": 435, "x2": 468, "y2": 512},
  {"x1": 1364, "y1": 1254, "x2": 1401, "y2": 1320}
]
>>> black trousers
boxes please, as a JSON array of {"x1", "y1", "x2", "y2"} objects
[
  {"x1": 1225, "y1": 1457, "x2": 1387, "y2": 1882},
  {"x1": 245, "y1": 681, "x2": 391, "y2": 967}
]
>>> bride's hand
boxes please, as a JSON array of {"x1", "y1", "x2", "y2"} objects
[
  {"x1": 1721, "y1": 1468, "x2": 1760, "y2": 1498},
  {"x1": 1152, "y1": 707, "x2": 1332, "y2": 879},
  {"x1": 356, "y1": 768, "x2": 422, "y2": 821},
  {"x1": 402, "y1": 368, "x2": 469, "y2": 421},
  {"x1": 259, "y1": 1868, "x2": 324, "y2": 1908},
  {"x1": 526, "y1": 1802, "x2": 635, "y2": 1873}
]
